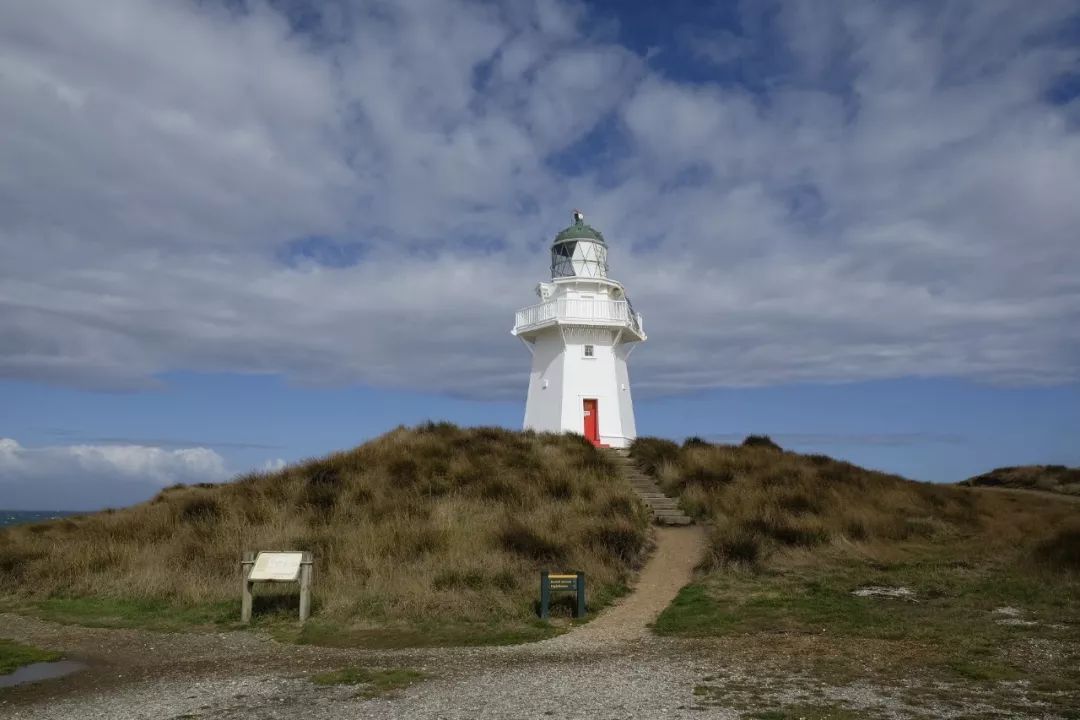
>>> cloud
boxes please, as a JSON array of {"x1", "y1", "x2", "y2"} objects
[
  {"x1": 29, "y1": 428, "x2": 283, "y2": 450},
  {"x1": 0, "y1": 0, "x2": 1078, "y2": 399},
  {"x1": 0, "y1": 437, "x2": 228, "y2": 510},
  {"x1": 261, "y1": 458, "x2": 287, "y2": 472}
]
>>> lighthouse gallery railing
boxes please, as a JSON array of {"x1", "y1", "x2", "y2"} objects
[{"x1": 514, "y1": 298, "x2": 644, "y2": 335}]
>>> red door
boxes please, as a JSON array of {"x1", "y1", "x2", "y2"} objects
[{"x1": 583, "y1": 399, "x2": 599, "y2": 445}]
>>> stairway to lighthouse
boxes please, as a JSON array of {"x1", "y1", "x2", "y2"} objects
[{"x1": 605, "y1": 449, "x2": 693, "y2": 526}]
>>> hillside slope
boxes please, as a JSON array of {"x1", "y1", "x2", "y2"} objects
[
  {"x1": 960, "y1": 464, "x2": 1080, "y2": 497},
  {"x1": 633, "y1": 436, "x2": 1080, "y2": 712},
  {"x1": 0, "y1": 424, "x2": 650, "y2": 646}
]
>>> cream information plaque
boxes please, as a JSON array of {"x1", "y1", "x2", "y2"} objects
[{"x1": 248, "y1": 551, "x2": 303, "y2": 582}]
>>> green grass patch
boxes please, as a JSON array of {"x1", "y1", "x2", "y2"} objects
[
  {"x1": 656, "y1": 554, "x2": 1080, "y2": 643},
  {"x1": 747, "y1": 705, "x2": 863, "y2": 720},
  {"x1": 944, "y1": 658, "x2": 1025, "y2": 683},
  {"x1": 656, "y1": 551, "x2": 1080, "y2": 690},
  {"x1": 311, "y1": 665, "x2": 428, "y2": 698},
  {"x1": 10, "y1": 594, "x2": 572, "y2": 649},
  {"x1": 0, "y1": 639, "x2": 61, "y2": 675},
  {"x1": 653, "y1": 583, "x2": 736, "y2": 636},
  {"x1": 28, "y1": 597, "x2": 235, "y2": 632}
]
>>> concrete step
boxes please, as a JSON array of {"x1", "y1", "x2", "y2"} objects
[
  {"x1": 605, "y1": 449, "x2": 694, "y2": 527},
  {"x1": 655, "y1": 514, "x2": 693, "y2": 526},
  {"x1": 650, "y1": 506, "x2": 686, "y2": 515}
]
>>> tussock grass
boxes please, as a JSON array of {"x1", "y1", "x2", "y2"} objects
[
  {"x1": 1033, "y1": 522, "x2": 1080, "y2": 572},
  {"x1": 961, "y1": 464, "x2": 1080, "y2": 496},
  {"x1": 0, "y1": 424, "x2": 649, "y2": 642},
  {"x1": 633, "y1": 437, "x2": 987, "y2": 570}
]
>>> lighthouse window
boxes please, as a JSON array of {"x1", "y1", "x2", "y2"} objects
[{"x1": 584, "y1": 344, "x2": 595, "y2": 357}]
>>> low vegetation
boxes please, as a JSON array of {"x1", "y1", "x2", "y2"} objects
[
  {"x1": 960, "y1": 464, "x2": 1080, "y2": 496},
  {"x1": 0, "y1": 639, "x2": 60, "y2": 675},
  {"x1": 0, "y1": 424, "x2": 650, "y2": 646},
  {"x1": 310, "y1": 665, "x2": 428, "y2": 698},
  {"x1": 636, "y1": 435, "x2": 1080, "y2": 713}
]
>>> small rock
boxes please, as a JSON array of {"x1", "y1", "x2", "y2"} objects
[{"x1": 851, "y1": 586, "x2": 916, "y2": 600}]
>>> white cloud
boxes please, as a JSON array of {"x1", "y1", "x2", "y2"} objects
[
  {"x1": 0, "y1": 0, "x2": 1077, "y2": 401},
  {"x1": 261, "y1": 458, "x2": 287, "y2": 472},
  {"x1": 0, "y1": 438, "x2": 228, "y2": 510}
]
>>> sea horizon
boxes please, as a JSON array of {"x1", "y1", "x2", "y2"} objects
[{"x1": 0, "y1": 510, "x2": 79, "y2": 528}]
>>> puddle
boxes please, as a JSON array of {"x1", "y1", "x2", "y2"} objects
[{"x1": 0, "y1": 660, "x2": 86, "y2": 688}]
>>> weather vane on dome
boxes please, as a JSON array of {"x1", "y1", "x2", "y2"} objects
[{"x1": 572, "y1": 209, "x2": 584, "y2": 223}]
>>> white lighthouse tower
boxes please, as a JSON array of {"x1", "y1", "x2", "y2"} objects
[{"x1": 512, "y1": 211, "x2": 646, "y2": 447}]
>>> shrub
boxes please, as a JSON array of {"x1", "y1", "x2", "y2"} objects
[
  {"x1": 1034, "y1": 524, "x2": 1080, "y2": 572},
  {"x1": 587, "y1": 521, "x2": 647, "y2": 566},
  {"x1": 630, "y1": 437, "x2": 680, "y2": 476},
  {"x1": 742, "y1": 435, "x2": 782, "y2": 451},
  {"x1": 178, "y1": 497, "x2": 222, "y2": 524},
  {"x1": 705, "y1": 524, "x2": 761, "y2": 568},
  {"x1": 497, "y1": 519, "x2": 567, "y2": 563},
  {"x1": 747, "y1": 515, "x2": 828, "y2": 547}
]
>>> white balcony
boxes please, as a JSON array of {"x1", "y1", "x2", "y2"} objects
[{"x1": 513, "y1": 298, "x2": 645, "y2": 340}]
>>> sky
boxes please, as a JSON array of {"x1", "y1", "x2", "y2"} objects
[{"x1": 1, "y1": 0, "x2": 1078, "y2": 510}]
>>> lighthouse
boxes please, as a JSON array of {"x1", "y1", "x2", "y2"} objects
[{"x1": 512, "y1": 211, "x2": 646, "y2": 447}]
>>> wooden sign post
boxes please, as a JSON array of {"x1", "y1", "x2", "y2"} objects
[
  {"x1": 539, "y1": 570, "x2": 586, "y2": 619},
  {"x1": 241, "y1": 550, "x2": 313, "y2": 623}
]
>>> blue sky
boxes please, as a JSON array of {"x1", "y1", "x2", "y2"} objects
[{"x1": 1, "y1": 0, "x2": 1079, "y2": 509}]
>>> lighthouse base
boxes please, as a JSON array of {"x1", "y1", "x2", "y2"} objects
[{"x1": 521, "y1": 326, "x2": 638, "y2": 448}]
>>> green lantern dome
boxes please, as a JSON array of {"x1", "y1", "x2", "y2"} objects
[
  {"x1": 554, "y1": 210, "x2": 606, "y2": 246},
  {"x1": 550, "y1": 210, "x2": 609, "y2": 279}
]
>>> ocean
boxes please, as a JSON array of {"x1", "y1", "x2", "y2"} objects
[{"x1": 0, "y1": 510, "x2": 78, "y2": 528}]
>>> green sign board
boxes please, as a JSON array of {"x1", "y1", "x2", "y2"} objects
[{"x1": 539, "y1": 571, "x2": 586, "y2": 619}]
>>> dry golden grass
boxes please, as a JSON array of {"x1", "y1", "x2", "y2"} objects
[
  {"x1": 0, "y1": 424, "x2": 650, "y2": 636},
  {"x1": 960, "y1": 464, "x2": 1080, "y2": 496},
  {"x1": 631, "y1": 436, "x2": 1079, "y2": 573}
]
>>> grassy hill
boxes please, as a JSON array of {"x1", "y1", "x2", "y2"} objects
[
  {"x1": 960, "y1": 464, "x2": 1080, "y2": 497},
  {"x1": 634, "y1": 436, "x2": 1080, "y2": 713},
  {"x1": 0, "y1": 424, "x2": 650, "y2": 646}
]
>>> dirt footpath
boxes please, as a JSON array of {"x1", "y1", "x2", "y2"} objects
[{"x1": 542, "y1": 525, "x2": 705, "y2": 649}]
